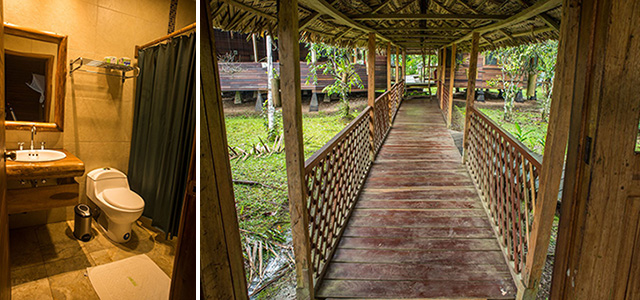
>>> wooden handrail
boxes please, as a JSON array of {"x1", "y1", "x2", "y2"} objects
[
  {"x1": 469, "y1": 106, "x2": 542, "y2": 169},
  {"x1": 305, "y1": 79, "x2": 405, "y2": 172},
  {"x1": 304, "y1": 106, "x2": 372, "y2": 172},
  {"x1": 465, "y1": 106, "x2": 543, "y2": 295}
]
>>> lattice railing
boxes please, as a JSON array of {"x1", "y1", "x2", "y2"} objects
[
  {"x1": 389, "y1": 80, "x2": 404, "y2": 121},
  {"x1": 441, "y1": 78, "x2": 450, "y2": 119},
  {"x1": 374, "y1": 92, "x2": 390, "y2": 153},
  {"x1": 464, "y1": 107, "x2": 542, "y2": 279},
  {"x1": 304, "y1": 80, "x2": 404, "y2": 285}
]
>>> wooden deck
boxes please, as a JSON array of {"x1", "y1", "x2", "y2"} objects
[{"x1": 316, "y1": 97, "x2": 517, "y2": 299}]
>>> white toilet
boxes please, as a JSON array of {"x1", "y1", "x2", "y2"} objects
[{"x1": 86, "y1": 168, "x2": 145, "y2": 243}]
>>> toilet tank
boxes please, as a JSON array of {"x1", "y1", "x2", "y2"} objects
[{"x1": 86, "y1": 168, "x2": 130, "y2": 197}]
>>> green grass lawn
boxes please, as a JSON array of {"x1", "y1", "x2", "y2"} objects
[
  {"x1": 224, "y1": 111, "x2": 350, "y2": 290},
  {"x1": 457, "y1": 104, "x2": 548, "y2": 155},
  {"x1": 477, "y1": 107, "x2": 548, "y2": 155}
]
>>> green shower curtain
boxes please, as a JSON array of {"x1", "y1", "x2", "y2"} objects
[{"x1": 128, "y1": 33, "x2": 195, "y2": 238}]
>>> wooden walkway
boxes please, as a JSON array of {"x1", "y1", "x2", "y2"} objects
[{"x1": 316, "y1": 97, "x2": 517, "y2": 299}]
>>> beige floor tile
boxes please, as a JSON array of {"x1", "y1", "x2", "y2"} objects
[
  {"x1": 10, "y1": 226, "x2": 45, "y2": 270},
  {"x1": 88, "y1": 249, "x2": 112, "y2": 266},
  {"x1": 39, "y1": 239, "x2": 85, "y2": 263},
  {"x1": 10, "y1": 220, "x2": 176, "y2": 297},
  {"x1": 78, "y1": 226, "x2": 115, "y2": 253},
  {"x1": 11, "y1": 278, "x2": 53, "y2": 300},
  {"x1": 35, "y1": 222, "x2": 77, "y2": 246},
  {"x1": 48, "y1": 270, "x2": 100, "y2": 300},
  {"x1": 10, "y1": 263, "x2": 47, "y2": 286},
  {"x1": 44, "y1": 255, "x2": 94, "y2": 277}
]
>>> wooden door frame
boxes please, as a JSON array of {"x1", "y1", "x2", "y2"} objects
[{"x1": 200, "y1": 0, "x2": 248, "y2": 298}]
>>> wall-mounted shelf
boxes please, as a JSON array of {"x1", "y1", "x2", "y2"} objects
[{"x1": 69, "y1": 57, "x2": 139, "y2": 83}]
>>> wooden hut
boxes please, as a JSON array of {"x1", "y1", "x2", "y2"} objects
[
  {"x1": 214, "y1": 29, "x2": 391, "y2": 95},
  {"x1": 202, "y1": 0, "x2": 640, "y2": 299}
]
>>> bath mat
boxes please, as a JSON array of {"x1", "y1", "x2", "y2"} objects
[{"x1": 87, "y1": 254, "x2": 170, "y2": 300}]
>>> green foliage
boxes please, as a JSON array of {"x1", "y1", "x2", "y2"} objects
[
  {"x1": 485, "y1": 45, "x2": 532, "y2": 122},
  {"x1": 533, "y1": 40, "x2": 559, "y2": 121},
  {"x1": 513, "y1": 122, "x2": 535, "y2": 143},
  {"x1": 485, "y1": 41, "x2": 559, "y2": 122},
  {"x1": 479, "y1": 107, "x2": 548, "y2": 154},
  {"x1": 306, "y1": 43, "x2": 363, "y2": 119},
  {"x1": 226, "y1": 113, "x2": 348, "y2": 287}
]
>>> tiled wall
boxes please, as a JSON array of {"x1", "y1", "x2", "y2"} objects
[{"x1": 5, "y1": 0, "x2": 196, "y2": 228}]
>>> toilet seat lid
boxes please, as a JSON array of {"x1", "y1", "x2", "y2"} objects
[{"x1": 102, "y1": 188, "x2": 145, "y2": 210}]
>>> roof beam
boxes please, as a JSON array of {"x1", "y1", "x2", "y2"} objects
[
  {"x1": 299, "y1": 11, "x2": 321, "y2": 31},
  {"x1": 370, "y1": 0, "x2": 394, "y2": 14},
  {"x1": 386, "y1": 34, "x2": 462, "y2": 39},
  {"x1": 299, "y1": 0, "x2": 398, "y2": 47},
  {"x1": 538, "y1": 13, "x2": 560, "y2": 31},
  {"x1": 376, "y1": 27, "x2": 474, "y2": 32},
  {"x1": 352, "y1": 14, "x2": 510, "y2": 21},
  {"x1": 449, "y1": 0, "x2": 562, "y2": 46},
  {"x1": 219, "y1": 0, "x2": 276, "y2": 21},
  {"x1": 515, "y1": 0, "x2": 561, "y2": 31}
]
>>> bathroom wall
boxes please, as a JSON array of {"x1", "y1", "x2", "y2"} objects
[{"x1": 5, "y1": 0, "x2": 196, "y2": 228}]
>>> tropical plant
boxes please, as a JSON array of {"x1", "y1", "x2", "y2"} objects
[
  {"x1": 485, "y1": 46, "x2": 532, "y2": 122},
  {"x1": 534, "y1": 40, "x2": 558, "y2": 121},
  {"x1": 306, "y1": 43, "x2": 363, "y2": 119}
]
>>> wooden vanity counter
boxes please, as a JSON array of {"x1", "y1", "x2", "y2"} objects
[
  {"x1": 6, "y1": 149, "x2": 85, "y2": 180},
  {"x1": 6, "y1": 149, "x2": 85, "y2": 214}
]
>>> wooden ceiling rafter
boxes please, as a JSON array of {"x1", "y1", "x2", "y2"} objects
[
  {"x1": 299, "y1": 0, "x2": 400, "y2": 47},
  {"x1": 448, "y1": 0, "x2": 561, "y2": 46},
  {"x1": 219, "y1": 0, "x2": 276, "y2": 21},
  {"x1": 353, "y1": 13, "x2": 511, "y2": 21},
  {"x1": 514, "y1": 0, "x2": 560, "y2": 30}
]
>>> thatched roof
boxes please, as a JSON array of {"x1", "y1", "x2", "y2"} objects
[{"x1": 209, "y1": 0, "x2": 561, "y2": 52}]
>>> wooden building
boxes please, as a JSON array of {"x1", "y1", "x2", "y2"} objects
[{"x1": 202, "y1": 0, "x2": 640, "y2": 299}]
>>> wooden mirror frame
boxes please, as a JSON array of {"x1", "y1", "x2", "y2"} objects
[{"x1": 4, "y1": 23, "x2": 67, "y2": 132}]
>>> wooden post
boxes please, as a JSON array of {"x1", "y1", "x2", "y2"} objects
[
  {"x1": 200, "y1": 1, "x2": 248, "y2": 299},
  {"x1": 427, "y1": 50, "x2": 432, "y2": 96},
  {"x1": 439, "y1": 48, "x2": 445, "y2": 109},
  {"x1": 386, "y1": 43, "x2": 391, "y2": 91},
  {"x1": 421, "y1": 50, "x2": 426, "y2": 83},
  {"x1": 367, "y1": 33, "x2": 376, "y2": 160},
  {"x1": 395, "y1": 46, "x2": 399, "y2": 83},
  {"x1": 447, "y1": 43, "x2": 456, "y2": 127},
  {"x1": 251, "y1": 33, "x2": 258, "y2": 62},
  {"x1": 278, "y1": 0, "x2": 314, "y2": 298},
  {"x1": 462, "y1": 33, "x2": 479, "y2": 162},
  {"x1": 402, "y1": 49, "x2": 407, "y2": 81},
  {"x1": 542, "y1": 0, "x2": 640, "y2": 299}
]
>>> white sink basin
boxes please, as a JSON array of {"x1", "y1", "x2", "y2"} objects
[{"x1": 13, "y1": 150, "x2": 67, "y2": 162}]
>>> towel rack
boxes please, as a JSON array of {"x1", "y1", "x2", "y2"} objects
[{"x1": 70, "y1": 57, "x2": 139, "y2": 83}]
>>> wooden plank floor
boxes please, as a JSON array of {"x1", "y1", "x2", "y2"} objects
[{"x1": 316, "y1": 97, "x2": 517, "y2": 299}]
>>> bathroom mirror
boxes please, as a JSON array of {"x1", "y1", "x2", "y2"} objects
[{"x1": 4, "y1": 23, "x2": 67, "y2": 131}]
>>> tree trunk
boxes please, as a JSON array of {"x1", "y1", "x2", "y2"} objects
[{"x1": 266, "y1": 35, "x2": 275, "y2": 136}]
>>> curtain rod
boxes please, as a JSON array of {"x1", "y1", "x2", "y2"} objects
[{"x1": 135, "y1": 23, "x2": 196, "y2": 58}]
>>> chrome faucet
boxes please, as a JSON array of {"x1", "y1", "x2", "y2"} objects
[{"x1": 30, "y1": 125, "x2": 37, "y2": 150}]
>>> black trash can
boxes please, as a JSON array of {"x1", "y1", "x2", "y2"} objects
[{"x1": 74, "y1": 204, "x2": 92, "y2": 242}]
